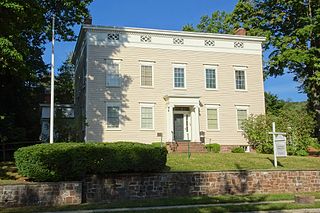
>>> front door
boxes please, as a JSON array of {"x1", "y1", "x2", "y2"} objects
[{"x1": 174, "y1": 114, "x2": 184, "y2": 141}]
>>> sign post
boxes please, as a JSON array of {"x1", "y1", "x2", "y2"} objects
[{"x1": 268, "y1": 122, "x2": 287, "y2": 167}]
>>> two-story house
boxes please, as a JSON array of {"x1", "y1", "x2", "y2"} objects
[{"x1": 72, "y1": 22, "x2": 265, "y2": 150}]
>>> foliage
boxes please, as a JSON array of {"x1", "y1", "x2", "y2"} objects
[
  {"x1": 0, "y1": 0, "x2": 92, "y2": 143},
  {"x1": 242, "y1": 104, "x2": 316, "y2": 155},
  {"x1": 264, "y1": 92, "x2": 285, "y2": 115},
  {"x1": 231, "y1": 147, "x2": 245, "y2": 153},
  {"x1": 14, "y1": 142, "x2": 167, "y2": 181},
  {"x1": 205, "y1": 143, "x2": 221, "y2": 153}
]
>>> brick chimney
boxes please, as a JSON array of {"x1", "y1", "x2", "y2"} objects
[
  {"x1": 235, "y1": 28, "x2": 246, "y2": 36},
  {"x1": 84, "y1": 16, "x2": 92, "y2": 25}
]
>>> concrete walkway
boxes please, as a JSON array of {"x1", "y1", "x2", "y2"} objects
[{"x1": 43, "y1": 199, "x2": 320, "y2": 213}]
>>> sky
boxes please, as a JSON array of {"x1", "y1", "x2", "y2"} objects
[{"x1": 43, "y1": 0, "x2": 307, "y2": 102}]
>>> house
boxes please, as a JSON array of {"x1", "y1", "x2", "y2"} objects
[{"x1": 72, "y1": 21, "x2": 265, "y2": 150}]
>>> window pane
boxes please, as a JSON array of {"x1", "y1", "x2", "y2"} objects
[
  {"x1": 206, "y1": 69, "x2": 216, "y2": 89},
  {"x1": 107, "y1": 64, "x2": 120, "y2": 87},
  {"x1": 141, "y1": 107, "x2": 153, "y2": 129},
  {"x1": 107, "y1": 106, "x2": 119, "y2": 128},
  {"x1": 174, "y1": 67, "x2": 185, "y2": 88},
  {"x1": 237, "y1": 109, "x2": 247, "y2": 130},
  {"x1": 207, "y1": 109, "x2": 218, "y2": 129},
  {"x1": 141, "y1": 65, "x2": 153, "y2": 86},
  {"x1": 235, "y1": 70, "x2": 246, "y2": 90}
]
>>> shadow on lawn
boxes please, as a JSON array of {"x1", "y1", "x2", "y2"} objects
[{"x1": 267, "y1": 157, "x2": 284, "y2": 167}]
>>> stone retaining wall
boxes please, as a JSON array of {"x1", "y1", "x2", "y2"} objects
[
  {"x1": 0, "y1": 182, "x2": 81, "y2": 207},
  {"x1": 84, "y1": 170, "x2": 320, "y2": 203}
]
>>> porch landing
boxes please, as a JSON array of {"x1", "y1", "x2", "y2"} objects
[{"x1": 166, "y1": 142, "x2": 207, "y2": 153}]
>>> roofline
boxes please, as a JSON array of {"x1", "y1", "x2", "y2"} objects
[{"x1": 82, "y1": 25, "x2": 266, "y2": 42}]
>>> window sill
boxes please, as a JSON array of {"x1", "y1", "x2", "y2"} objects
[
  {"x1": 140, "y1": 86, "x2": 154, "y2": 89},
  {"x1": 106, "y1": 128, "x2": 122, "y2": 131},
  {"x1": 173, "y1": 88, "x2": 187, "y2": 90},
  {"x1": 205, "y1": 88, "x2": 219, "y2": 91},
  {"x1": 207, "y1": 129, "x2": 220, "y2": 132},
  {"x1": 235, "y1": 89, "x2": 248, "y2": 92},
  {"x1": 140, "y1": 129, "x2": 155, "y2": 131}
]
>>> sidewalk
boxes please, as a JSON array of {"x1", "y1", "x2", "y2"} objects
[{"x1": 43, "y1": 199, "x2": 320, "y2": 213}]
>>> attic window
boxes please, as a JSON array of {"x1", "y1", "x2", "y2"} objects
[
  {"x1": 234, "y1": 41, "x2": 244, "y2": 48},
  {"x1": 107, "y1": 33, "x2": 120, "y2": 41},
  {"x1": 204, "y1": 40, "x2": 215, "y2": 47},
  {"x1": 173, "y1": 37, "x2": 184, "y2": 45},
  {"x1": 140, "y1": 35, "x2": 151, "y2": 42}
]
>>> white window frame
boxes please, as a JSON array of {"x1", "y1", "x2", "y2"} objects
[
  {"x1": 204, "y1": 65, "x2": 218, "y2": 90},
  {"x1": 106, "y1": 60, "x2": 121, "y2": 88},
  {"x1": 172, "y1": 64, "x2": 187, "y2": 89},
  {"x1": 139, "y1": 61, "x2": 154, "y2": 88},
  {"x1": 235, "y1": 105, "x2": 249, "y2": 131},
  {"x1": 234, "y1": 66, "x2": 248, "y2": 91},
  {"x1": 206, "y1": 104, "x2": 220, "y2": 131},
  {"x1": 140, "y1": 103, "x2": 155, "y2": 130},
  {"x1": 106, "y1": 102, "x2": 121, "y2": 130}
]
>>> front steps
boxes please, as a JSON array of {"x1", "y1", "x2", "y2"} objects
[{"x1": 166, "y1": 142, "x2": 207, "y2": 153}]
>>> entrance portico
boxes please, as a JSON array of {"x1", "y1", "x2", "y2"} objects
[{"x1": 164, "y1": 96, "x2": 200, "y2": 142}]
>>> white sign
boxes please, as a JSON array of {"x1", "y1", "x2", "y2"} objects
[{"x1": 275, "y1": 135, "x2": 287, "y2": 157}]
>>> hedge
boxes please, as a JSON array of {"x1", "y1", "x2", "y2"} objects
[
  {"x1": 14, "y1": 142, "x2": 167, "y2": 182},
  {"x1": 231, "y1": 146, "x2": 245, "y2": 153},
  {"x1": 205, "y1": 143, "x2": 220, "y2": 153}
]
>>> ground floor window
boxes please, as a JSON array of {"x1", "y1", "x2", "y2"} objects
[
  {"x1": 106, "y1": 104, "x2": 120, "y2": 129},
  {"x1": 140, "y1": 103, "x2": 154, "y2": 130},
  {"x1": 206, "y1": 105, "x2": 219, "y2": 130},
  {"x1": 236, "y1": 107, "x2": 248, "y2": 130}
]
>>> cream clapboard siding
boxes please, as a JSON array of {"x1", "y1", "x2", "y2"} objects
[{"x1": 85, "y1": 40, "x2": 265, "y2": 145}]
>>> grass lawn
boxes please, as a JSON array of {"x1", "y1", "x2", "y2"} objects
[
  {"x1": 2, "y1": 192, "x2": 320, "y2": 213},
  {"x1": 167, "y1": 153, "x2": 320, "y2": 171}
]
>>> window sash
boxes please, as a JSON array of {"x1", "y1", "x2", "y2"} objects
[
  {"x1": 106, "y1": 64, "x2": 120, "y2": 87},
  {"x1": 174, "y1": 67, "x2": 185, "y2": 88},
  {"x1": 141, "y1": 65, "x2": 153, "y2": 86},
  {"x1": 235, "y1": 70, "x2": 246, "y2": 90},
  {"x1": 207, "y1": 108, "x2": 218, "y2": 129},
  {"x1": 237, "y1": 109, "x2": 247, "y2": 130},
  {"x1": 206, "y1": 69, "x2": 216, "y2": 89},
  {"x1": 107, "y1": 106, "x2": 120, "y2": 128},
  {"x1": 141, "y1": 107, "x2": 153, "y2": 129}
]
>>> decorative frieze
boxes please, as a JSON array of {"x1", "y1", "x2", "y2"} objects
[{"x1": 140, "y1": 35, "x2": 151, "y2": 42}]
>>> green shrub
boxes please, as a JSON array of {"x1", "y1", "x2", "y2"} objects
[
  {"x1": 151, "y1": 142, "x2": 165, "y2": 148},
  {"x1": 205, "y1": 143, "x2": 220, "y2": 153},
  {"x1": 231, "y1": 147, "x2": 245, "y2": 153},
  {"x1": 14, "y1": 142, "x2": 167, "y2": 182}
]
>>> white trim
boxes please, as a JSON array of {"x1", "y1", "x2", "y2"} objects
[
  {"x1": 205, "y1": 105, "x2": 220, "y2": 131},
  {"x1": 172, "y1": 64, "x2": 187, "y2": 89},
  {"x1": 83, "y1": 25, "x2": 266, "y2": 42},
  {"x1": 106, "y1": 102, "x2": 121, "y2": 131},
  {"x1": 139, "y1": 61, "x2": 154, "y2": 88},
  {"x1": 204, "y1": 65, "x2": 218, "y2": 90},
  {"x1": 235, "y1": 105, "x2": 249, "y2": 131},
  {"x1": 140, "y1": 103, "x2": 155, "y2": 131},
  {"x1": 234, "y1": 68, "x2": 248, "y2": 92},
  {"x1": 84, "y1": 32, "x2": 89, "y2": 142}
]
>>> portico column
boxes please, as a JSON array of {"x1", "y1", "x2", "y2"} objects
[
  {"x1": 166, "y1": 104, "x2": 174, "y2": 142},
  {"x1": 192, "y1": 105, "x2": 200, "y2": 142}
]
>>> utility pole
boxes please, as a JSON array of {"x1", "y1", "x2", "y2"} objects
[{"x1": 49, "y1": 14, "x2": 55, "y2": 144}]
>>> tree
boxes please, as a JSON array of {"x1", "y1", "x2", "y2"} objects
[
  {"x1": 264, "y1": 92, "x2": 285, "y2": 115},
  {"x1": 55, "y1": 53, "x2": 75, "y2": 104},
  {"x1": 185, "y1": 0, "x2": 320, "y2": 140},
  {"x1": 0, "y1": 0, "x2": 92, "y2": 142}
]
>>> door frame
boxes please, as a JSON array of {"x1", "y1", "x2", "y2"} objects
[{"x1": 173, "y1": 110, "x2": 191, "y2": 141}]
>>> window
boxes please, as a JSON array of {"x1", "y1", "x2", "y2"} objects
[
  {"x1": 140, "y1": 104, "x2": 154, "y2": 130},
  {"x1": 207, "y1": 108, "x2": 219, "y2": 130},
  {"x1": 174, "y1": 67, "x2": 185, "y2": 88},
  {"x1": 205, "y1": 68, "x2": 217, "y2": 89},
  {"x1": 235, "y1": 70, "x2": 246, "y2": 90},
  {"x1": 140, "y1": 64, "x2": 153, "y2": 87},
  {"x1": 237, "y1": 108, "x2": 248, "y2": 130},
  {"x1": 106, "y1": 105, "x2": 120, "y2": 129},
  {"x1": 106, "y1": 62, "x2": 120, "y2": 87}
]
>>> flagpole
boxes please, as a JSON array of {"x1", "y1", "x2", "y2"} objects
[{"x1": 49, "y1": 14, "x2": 55, "y2": 144}]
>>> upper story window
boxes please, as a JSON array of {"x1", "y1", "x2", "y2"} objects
[
  {"x1": 106, "y1": 61, "x2": 120, "y2": 87},
  {"x1": 107, "y1": 33, "x2": 120, "y2": 41},
  {"x1": 236, "y1": 106, "x2": 248, "y2": 131},
  {"x1": 205, "y1": 67, "x2": 217, "y2": 89},
  {"x1": 140, "y1": 62, "x2": 154, "y2": 87},
  {"x1": 173, "y1": 37, "x2": 184, "y2": 45},
  {"x1": 235, "y1": 69, "x2": 246, "y2": 90},
  {"x1": 106, "y1": 103, "x2": 121, "y2": 130},
  {"x1": 173, "y1": 65, "x2": 186, "y2": 89}
]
